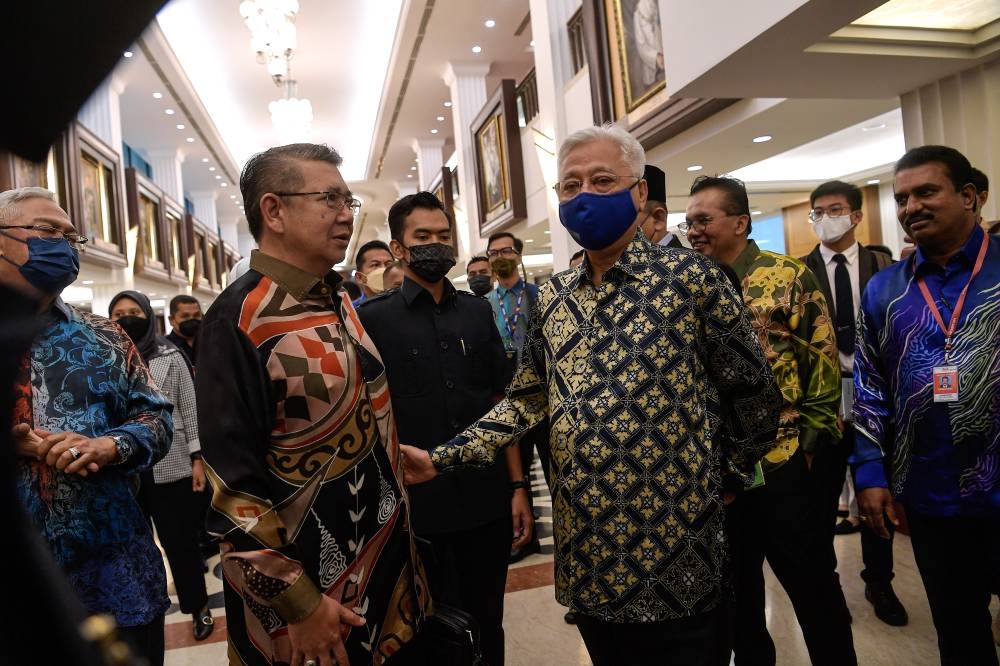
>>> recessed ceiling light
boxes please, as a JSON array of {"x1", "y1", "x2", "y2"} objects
[
  {"x1": 123, "y1": 51, "x2": 134, "y2": 58},
  {"x1": 485, "y1": 19, "x2": 496, "y2": 28},
  {"x1": 230, "y1": 194, "x2": 237, "y2": 199},
  {"x1": 430, "y1": 128, "x2": 439, "y2": 134},
  {"x1": 201, "y1": 157, "x2": 209, "y2": 163},
  {"x1": 686, "y1": 164, "x2": 703, "y2": 172},
  {"x1": 215, "y1": 175, "x2": 222, "y2": 180},
  {"x1": 867, "y1": 179, "x2": 881, "y2": 184},
  {"x1": 82, "y1": 280, "x2": 94, "y2": 285},
  {"x1": 862, "y1": 123, "x2": 886, "y2": 132},
  {"x1": 752, "y1": 134, "x2": 772, "y2": 143},
  {"x1": 186, "y1": 137, "x2": 195, "y2": 143},
  {"x1": 543, "y1": 230, "x2": 551, "y2": 234},
  {"x1": 208, "y1": 166, "x2": 216, "y2": 171},
  {"x1": 410, "y1": 166, "x2": 417, "y2": 171},
  {"x1": 407, "y1": 174, "x2": 413, "y2": 178},
  {"x1": 164, "y1": 108, "x2": 175, "y2": 115},
  {"x1": 443, "y1": 101, "x2": 452, "y2": 108},
  {"x1": 175, "y1": 124, "x2": 185, "y2": 130},
  {"x1": 471, "y1": 45, "x2": 482, "y2": 54},
  {"x1": 525, "y1": 239, "x2": 534, "y2": 243},
  {"x1": 751, "y1": 210, "x2": 762, "y2": 215},
  {"x1": 436, "y1": 116, "x2": 445, "y2": 121},
  {"x1": 153, "y1": 92, "x2": 163, "y2": 99},
  {"x1": 220, "y1": 182, "x2": 228, "y2": 187},
  {"x1": 530, "y1": 40, "x2": 535, "y2": 47}
]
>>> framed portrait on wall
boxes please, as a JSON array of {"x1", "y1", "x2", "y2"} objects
[
  {"x1": 428, "y1": 166, "x2": 459, "y2": 253},
  {"x1": 71, "y1": 123, "x2": 127, "y2": 267},
  {"x1": 609, "y1": 0, "x2": 665, "y2": 113},
  {"x1": 470, "y1": 78, "x2": 527, "y2": 237},
  {"x1": 125, "y1": 167, "x2": 171, "y2": 283}
]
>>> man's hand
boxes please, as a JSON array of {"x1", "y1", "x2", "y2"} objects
[
  {"x1": 191, "y1": 458, "x2": 207, "y2": 492},
  {"x1": 400, "y1": 445, "x2": 437, "y2": 485},
  {"x1": 511, "y1": 488, "x2": 534, "y2": 549},
  {"x1": 857, "y1": 487, "x2": 899, "y2": 539},
  {"x1": 287, "y1": 595, "x2": 365, "y2": 666},
  {"x1": 38, "y1": 431, "x2": 113, "y2": 477},
  {"x1": 12, "y1": 423, "x2": 43, "y2": 459}
]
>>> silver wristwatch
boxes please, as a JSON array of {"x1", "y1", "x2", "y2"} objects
[{"x1": 108, "y1": 434, "x2": 133, "y2": 466}]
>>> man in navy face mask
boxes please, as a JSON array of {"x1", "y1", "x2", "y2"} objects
[{"x1": 400, "y1": 125, "x2": 783, "y2": 666}]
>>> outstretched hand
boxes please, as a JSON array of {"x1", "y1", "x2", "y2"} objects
[{"x1": 400, "y1": 445, "x2": 437, "y2": 485}]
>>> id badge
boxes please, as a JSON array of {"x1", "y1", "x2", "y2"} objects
[{"x1": 932, "y1": 365, "x2": 959, "y2": 402}]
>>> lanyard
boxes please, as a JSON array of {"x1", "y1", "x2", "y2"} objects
[
  {"x1": 498, "y1": 286, "x2": 525, "y2": 342},
  {"x1": 914, "y1": 231, "x2": 989, "y2": 360}
]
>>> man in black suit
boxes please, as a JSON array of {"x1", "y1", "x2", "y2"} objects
[
  {"x1": 800, "y1": 179, "x2": 907, "y2": 627},
  {"x1": 637, "y1": 164, "x2": 682, "y2": 247}
]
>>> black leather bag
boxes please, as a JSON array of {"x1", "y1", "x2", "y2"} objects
[{"x1": 419, "y1": 603, "x2": 484, "y2": 666}]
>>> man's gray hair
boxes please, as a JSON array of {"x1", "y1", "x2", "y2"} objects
[
  {"x1": 557, "y1": 124, "x2": 645, "y2": 177},
  {"x1": 0, "y1": 187, "x2": 57, "y2": 224}
]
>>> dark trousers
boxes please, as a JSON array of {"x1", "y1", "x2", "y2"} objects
[
  {"x1": 725, "y1": 448, "x2": 856, "y2": 666},
  {"x1": 417, "y1": 514, "x2": 512, "y2": 666},
  {"x1": 521, "y1": 418, "x2": 551, "y2": 490},
  {"x1": 138, "y1": 474, "x2": 209, "y2": 615},
  {"x1": 576, "y1": 606, "x2": 725, "y2": 666},
  {"x1": 907, "y1": 511, "x2": 1000, "y2": 666},
  {"x1": 118, "y1": 614, "x2": 165, "y2": 666}
]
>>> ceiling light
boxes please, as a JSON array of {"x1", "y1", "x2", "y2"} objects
[
  {"x1": 186, "y1": 137, "x2": 195, "y2": 143},
  {"x1": 471, "y1": 45, "x2": 482, "y2": 54},
  {"x1": 410, "y1": 166, "x2": 417, "y2": 171},
  {"x1": 751, "y1": 210, "x2": 762, "y2": 215},
  {"x1": 543, "y1": 230, "x2": 550, "y2": 234},
  {"x1": 529, "y1": 40, "x2": 535, "y2": 47},
  {"x1": 209, "y1": 166, "x2": 216, "y2": 171},
  {"x1": 215, "y1": 175, "x2": 222, "y2": 180},
  {"x1": 221, "y1": 182, "x2": 228, "y2": 187},
  {"x1": 407, "y1": 174, "x2": 413, "y2": 178},
  {"x1": 485, "y1": 19, "x2": 496, "y2": 28},
  {"x1": 201, "y1": 157, "x2": 209, "y2": 163},
  {"x1": 123, "y1": 51, "x2": 134, "y2": 58},
  {"x1": 862, "y1": 123, "x2": 886, "y2": 132},
  {"x1": 82, "y1": 280, "x2": 94, "y2": 285},
  {"x1": 240, "y1": 0, "x2": 299, "y2": 83},
  {"x1": 686, "y1": 164, "x2": 703, "y2": 172},
  {"x1": 752, "y1": 135, "x2": 772, "y2": 143},
  {"x1": 165, "y1": 108, "x2": 176, "y2": 115},
  {"x1": 230, "y1": 194, "x2": 237, "y2": 199},
  {"x1": 176, "y1": 124, "x2": 186, "y2": 130},
  {"x1": 867, "y1": 179, "x2": 881, "y2": 184},
  {"x1": 436, "y1": 116, "x2": 445, "y2": 121},
  {"x1": 270, "y1": 78, "x2": 313, "y2": 143},
  {"x1": 443, "y1": 101, "x2": 452, "y2": 108},
  {"x1": 152, "y1": 92, "x2": 163, "y2": 99},
  {"x1": 430, "y1": 128, "x2": 439, "y2": 134},
  {"x1": 525, "y1": 239, "x2": 534, "y2": 243}
]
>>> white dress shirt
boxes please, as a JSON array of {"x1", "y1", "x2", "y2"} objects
[{"x1": 818, "y1": 241, "x2": 861, "y2": 373}]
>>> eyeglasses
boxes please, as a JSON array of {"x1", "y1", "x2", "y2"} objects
[
  {"x1": 274, "y1": 191, "x2": 362, "y2": 212},
  {"x1": 552, "y1": 173, "x2": 641, "y2": 201},
  {"x1": 486, "y1": 247, "x2": 519, "y2": 258},
  {"x1": 808, "y1": 204, "x2": 856, "y2": 222},
  {"x1": 0, "y1": 224, "x2": 89, "y2": 246},
  {"x1": 677, "y1": 214, "x2": 739, "y2": 235}
]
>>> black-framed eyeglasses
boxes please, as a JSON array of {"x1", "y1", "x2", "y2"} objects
[
  {"x1": 677, "y1": 213, "x2": 738, "y2": 235},
  {"x1": 808, "y1": 204, "x2": 856, "y2": 222},
  {"x1": 274, "y1": 191, "x2": 362, "y2": 212},
  {"x1": 486, "y1": 247, "x2": 519, "y2": 258},
  {"x1": 0, "y1": 224, "x2": 89, "y2": 246},
  {"x1": 552, "y1": 173, "x2": 641, "y2": 201}
]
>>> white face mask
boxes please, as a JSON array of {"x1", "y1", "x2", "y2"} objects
[{"x1": 811, "y1": 214, "x2": 853, "y2": 244}]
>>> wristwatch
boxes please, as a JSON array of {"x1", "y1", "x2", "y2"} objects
[
  {"x1": 108, "y1": 434, "x2": 133, "y2": 466},
  {"x1": 510, "y1": 475, "x2": 531, "y2": 491}
]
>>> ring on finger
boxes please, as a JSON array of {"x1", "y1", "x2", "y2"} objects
[{"x1": 68, "y1": 446, "x2": 82, "y2": 460}]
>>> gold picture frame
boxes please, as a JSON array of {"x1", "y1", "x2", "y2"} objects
[
  {"x1": 607, "y1": 0, "x2": 666, "y2": 115},
  {"x1": 471, "y1": 79, "x2": 527, "y2": 237}
]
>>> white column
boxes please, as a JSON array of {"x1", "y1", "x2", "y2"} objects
[
  {"x1": 443, "y1": 62, "x2": 490, "y2": 256},
  {"x1": 218, "y1": 215, "x2": 241, "y2": 248},
  {"x1": 77, "y1": 75, "x2": 125, "y2": 151},
  {"x1": 147, "y1": 148, "x2": 186, "y2": 204},
  {"x1": 412, "y1": 138, "x2": 445, "y2": 192},
  {"x1": 189, "y1": 190, "x2": 219, "y2": 232}
]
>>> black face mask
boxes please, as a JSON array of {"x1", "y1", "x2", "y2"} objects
[
  {"x1": 178, "y1": 318, "x2": 201, "y2": 339},
  {"x1": 404, "y1": 242, "x2": 456, "y2": 283},
  {"x1": 116, "y1": 315, "x2": 150, "y2": 342},
  {"x1": 468, "y1": 275, "x2": 493, "y2": 296}
]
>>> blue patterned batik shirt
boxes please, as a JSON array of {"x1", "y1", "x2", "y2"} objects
[
  {"x1": 853, "y1": 225, "x2": 1000, "y2": 517},
  {"x1": 14, "y1": 299, "x2": 173, "y2": 627}
]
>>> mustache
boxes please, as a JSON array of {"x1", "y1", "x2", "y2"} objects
[{"x1": 903, "y1": 212, "x2": 932, "y2": 228}]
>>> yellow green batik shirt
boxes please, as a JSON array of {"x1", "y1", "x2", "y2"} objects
[
  {"x1": 431, "y1": 233, "x2": 781, "y2": 622},
  {"x1": 730, "y1": 240, "x2": 841, "y2": 472}
]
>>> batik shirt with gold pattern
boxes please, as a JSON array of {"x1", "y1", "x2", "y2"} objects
[
  {"x1": 431, "y1": 233, "x2": 781, "y2": 622},
  {"x1": 196, "y1": 251, "x2": 429, "y2": 666},
  {"x1": 729, "y1": 240, "x2": 841, "y2": 472}
]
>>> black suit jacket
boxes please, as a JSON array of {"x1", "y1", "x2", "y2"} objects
[{"x1": 800, "y1": 244, "x2": 893, "y2": 322}]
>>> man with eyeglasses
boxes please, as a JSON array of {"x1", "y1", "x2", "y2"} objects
[
  {"x1": 684, "y1": 175, "x2": 856, "y2": 665},
  {"x1": 194, "y1": 144, "x2": 429, "y2": 666},
  {"x1": 3, "y1": 187, "x2": 173, "y2": 664},
  {"x1": 401, "y1": 125, "x2": 782, "y2": 666},
  {"x1": 799, "y1": 180, "x2": 905, "y2": 628}
]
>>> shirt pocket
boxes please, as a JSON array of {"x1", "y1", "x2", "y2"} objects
[{"x1": 393, "y1": 343, "x2": 436, "y2": 397}]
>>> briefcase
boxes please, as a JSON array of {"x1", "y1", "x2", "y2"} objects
[{"x1": 420, "y1": 602, "x2": 484, "y2": 666}]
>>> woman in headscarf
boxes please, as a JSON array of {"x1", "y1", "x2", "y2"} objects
[{"x1": 108, "y1": 290, "x2": 214, "y2": 642}]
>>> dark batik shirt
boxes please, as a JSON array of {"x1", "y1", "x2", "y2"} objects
[
  {"x1": 196, "y1": 251, "x2": 430, "y2": 665},
  {"x1": 853, "y1": 225, "x2": 1000, "y2": 517},
  {"x1": 14, "y1": 299, "x2": 172, "y2": 627},
  {"x1": 431, "y1": 232, "x2": 781, "y2": 622}
]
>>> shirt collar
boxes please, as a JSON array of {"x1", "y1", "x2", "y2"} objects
[
  {"x1": 400, "y1": 276, "x2": 457, "y2": 307},
  {"x1": 912, "y1": 224, "x2": 984, "y2": 275},
  {"x1": 496, "y1": 278, "x2": 525, "y2": 297},
  {"x1": 818, "y1": 241, "x2": 859, "y2": 265},
  {"x1": 51, "y1": 296, "x2": 73, "y2": 321},
  {"x1": 572, "y1": 230, "x2": 650, "y2": 288},
  {"x1": 249, "y1": 249, "x2": 342, "y2": 301},
  {"x1": 729, "y1": 240, "x2": 761, "y2": 280}
]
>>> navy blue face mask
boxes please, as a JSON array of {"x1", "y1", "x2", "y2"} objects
[
  {"x1": 558, "y1": 187, "x2": 639, "y2": 250},
  {"x1": 0, "y1": 232, "x2": 80, "y2": 293}
]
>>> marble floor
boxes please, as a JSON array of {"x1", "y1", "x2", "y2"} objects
[{"x1": 162, "y1": 462, "x2": 999, "y2": 665}]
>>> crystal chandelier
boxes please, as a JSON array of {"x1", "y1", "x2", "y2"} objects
[
  {"x1": 239, "y1": 0, "x2": 300, "y2": 83},
  {"x1": 269, "y1": 77, "x2": 313, "y2": 144}
]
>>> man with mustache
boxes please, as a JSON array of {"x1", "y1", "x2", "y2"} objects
[{"x1": 853, "y1": 145, "x2": 1000, "y2": 665}]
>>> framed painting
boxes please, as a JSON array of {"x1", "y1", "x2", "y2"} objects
[
  {"x1": 608, "y1": 0, "x2": 666, "y2": 114},
  {"x1": 125, "y1": 167, "x2": 171, "y2": 283},
  {"x1": 470, "y1": 78, "x2": 527, "y2": 237},
  {"x1": 428, "y1": 166, "x2": 459, "y2": 253},
  {"x1": 71, "y1": 123, "x2": 127, "y2": 267}
]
